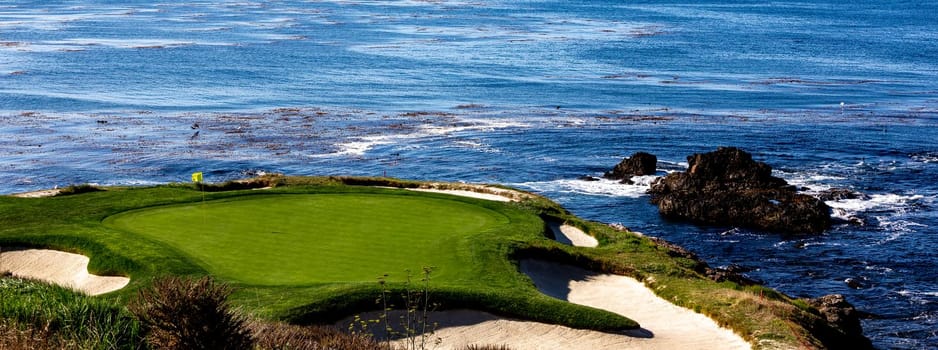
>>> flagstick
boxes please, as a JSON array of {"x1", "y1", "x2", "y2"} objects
[{"x1": 199, "y1": 180, "x2": 206, "y2": 228}]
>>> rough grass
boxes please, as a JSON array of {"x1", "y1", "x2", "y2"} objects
[{"x1": 0, "y1": 277, "x2": 143, "y2": 350}]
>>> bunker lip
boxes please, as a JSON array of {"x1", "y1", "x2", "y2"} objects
[{"x1": 0, "y1": 248, "x2": 129, "y2": 296}]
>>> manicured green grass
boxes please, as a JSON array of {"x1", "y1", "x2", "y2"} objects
[{"x1": 104, "y1": 194, "x2": 509, "y2": 285}]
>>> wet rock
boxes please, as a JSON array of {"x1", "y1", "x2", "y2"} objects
[
  {"x1": 577, "y1": 175, "x2": 601, "y2": 182},
  {"x1": 647, "y1": 236, "x2": 760, "y2": 285},
  {"x1": 704, "y1": 266, "x2": 762, "y2": 286},
  {"x1": 604, "y1": 152, "x2": 657, "y2": 181},
  {"x1": 805, "y1": 294, "x2": 873, "y2": 349},
  {"x1": 844, "y1": 277, "x2": 865, "y2": 289},
  {"x1": 817, "y1": 188, "x2": 868, "y2": 201},
  {"x1": 648, "y1": 147, "x2": 832, "y2": 234}
]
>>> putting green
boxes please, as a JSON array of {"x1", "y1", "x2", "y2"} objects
[{"x1": 104, "y1": 193, "x2": 509, "y2": 285}]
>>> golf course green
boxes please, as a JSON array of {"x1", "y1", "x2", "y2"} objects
[
  {"x1": 104, "y1": 194, "x2": 509, "y2": 285},
  {"x1": 0, "y1": 176, "x2": 850, "y2": 348}
]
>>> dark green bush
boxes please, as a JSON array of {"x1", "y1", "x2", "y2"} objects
[
  {"x1": 56, "y1": 184, "x2": 104, "y2": 196},
  {"x1": 128, "y1": 276, "x2": 253, "y2": 350},
  {"x1": 199, "y1": 174, "x2": 287, "y2": 192}
]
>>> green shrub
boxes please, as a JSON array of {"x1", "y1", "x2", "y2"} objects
[
  {"x1": 128, "y1": 276, "x2": 253, "y2": 350},
  {"x1": 199, "y1": 174, "x2": 287, "y2": 192},
  {"x1": 56, "y1": 184, "x2": 103, "y2": 196}
]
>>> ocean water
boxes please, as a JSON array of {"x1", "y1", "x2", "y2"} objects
[{"x1": 2, "y1": 1, "x2": 937, "y2": 348}]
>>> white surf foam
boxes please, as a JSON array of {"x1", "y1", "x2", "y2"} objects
[
  {"x1": 874, "y1": 217, "x2": 928, "y2": 244},
  {"x1": 311, "y1": 117, "x2": 527, "y2": 158},
  {"x1": 515, "y1": 176, "x2": 657, "y2": 198},
  {"x1": 827, "y1": 194, "x2": 925, "y2": 214}
]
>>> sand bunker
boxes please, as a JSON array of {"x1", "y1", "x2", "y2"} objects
[
  {"x1": 10, "y1": 189, "x2": 61, "y2": 198},
  {"x1": 409, "y1": 188, "x2": 514, "y2": 202},
  {"x1": 518, "y1": 259, "x2": 750, "y2": 349},
  {"x1": 342, "y1": 309, "x2": 657, "y2": 350},
  {"x1": 548, "y1": 222, "x2": 599, "y2": 247},
  {"x1": 358, "y1": 260, "x2": 750, "y2": 350},
  {"x1": 407, "y1": 183, "x2": 531, "y2": 202},
  {"x1": 0, "y1": 248, "x2": 129, "y2": 296}
]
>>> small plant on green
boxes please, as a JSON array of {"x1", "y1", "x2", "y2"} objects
[
  {"x1": 398, "y1": 267, "x2": 441, "y2": 350},
  {"x1": 351, "y1": 267, "x2": 440, "y2": 350}
]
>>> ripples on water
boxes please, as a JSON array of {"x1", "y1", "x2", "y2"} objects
[{"x1": 2, "y1": 1, "x2": 938, "y2": 348}]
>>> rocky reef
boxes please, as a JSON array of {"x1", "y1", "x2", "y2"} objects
[
  {"x1": 646, "y1": 147, "x2": 831, "y2": 234},
  {"x1": 603, "y1": 151, "x2": 657, "y2": 184}
]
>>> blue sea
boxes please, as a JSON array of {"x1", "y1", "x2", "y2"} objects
[{"x1": 2, "y1": 1, "x2": 936, "y2": 348}]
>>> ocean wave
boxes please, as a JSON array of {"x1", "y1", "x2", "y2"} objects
[
  {"x1": 452, "y1": 139, "x2": 501, "y2": 153},
  {"x1": 311, "y1": 117, "x2": 527, "y2": 158},
  {"x1": 897, "y1": 290, "x2": 938, "y2": 305},
  {"x1": 514, "y1": 176, "x2": 657, "y2": 198},
  {"x1": 874, "y1": 218, "x2": 928, "y2": 245},
  {"x1": 784, "y1": 174, "x2": 847, "y2": 190},
  {"x1": 826, "y1": 193, "x2": 929, "y2": 227},
  {"x1": 910, "y1": 151, "x2": 938, "y2": 164},
  {"x1": 313, "y1": 135, "x2": 395, "y2": 158},
  {"x1": 827, "y1": 194, "x2": 926, "y2": 214}
]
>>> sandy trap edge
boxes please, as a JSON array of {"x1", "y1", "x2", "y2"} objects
[{"x1": 1, "y1": 248, "x2": 129, "y2": 296}]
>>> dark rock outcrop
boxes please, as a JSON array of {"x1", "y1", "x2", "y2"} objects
[
  {"x1": 804, "y1": 294, "x2": 874, "y2": 349},
  {"x1": 647, "y1": 236, "x2": 761, "y2": 286},
  {"x1": 648, "y1": 147, "x2": 831, "y2": 234},
  {"x1": 817, "y1": 188, "x2": 868, "y2": 202},
  {"x1": 604, "y1": 152, "x2": 657, "y2": 183}
]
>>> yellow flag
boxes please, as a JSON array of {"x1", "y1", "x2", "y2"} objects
[{"x1": 191, "y1": 172, "x2": 203, "y2": 183}]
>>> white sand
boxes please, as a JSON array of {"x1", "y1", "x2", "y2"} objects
[
  {"x1": 548, "y1": 222, "x2": 599, "y2": 247},
  {"x1": 342, "y1": 309, "x2": 658, "y2": 350},
  {"x1": 518, "y1": 259, "x2": 751, "y2": 350},
  {"x1": 355, "y1": 260, "x2": 750, "y2": 350},
  {"x1": 408, "y1": 188, "x2": 514, "y2": 202},
  {"x1": 0, "y1": 248, "x2": 130, "y2": 296},
  {"x1": 405, "y1": 183, "x2": 533, "y2": 202},
  {"x1": 10, "y1": 189, "x2": 60, "y2": 198}
]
